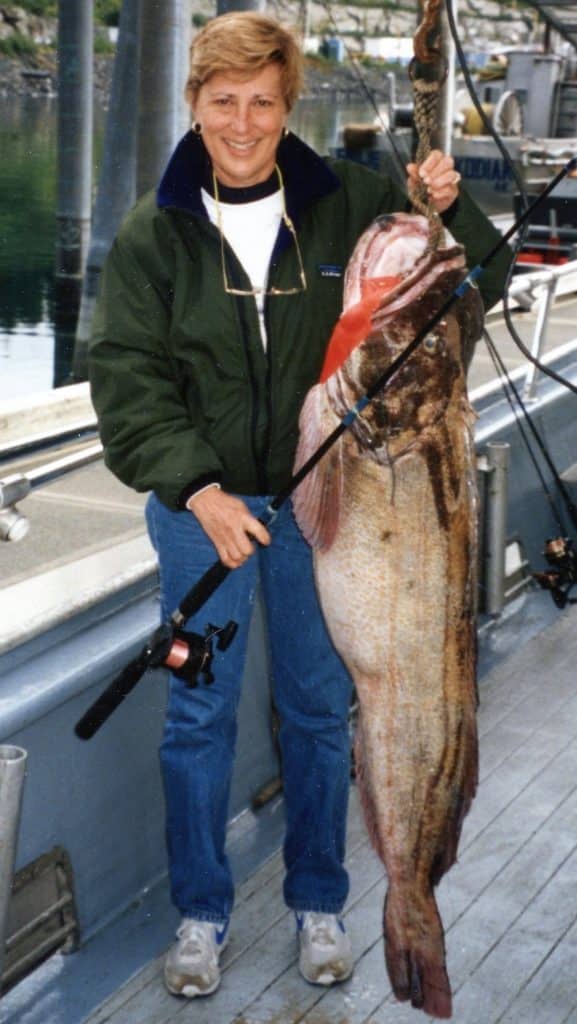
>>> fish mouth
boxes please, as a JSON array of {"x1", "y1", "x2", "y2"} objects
[{"x1": 344, "y1": 213, "x2": 467, "y2": 323}]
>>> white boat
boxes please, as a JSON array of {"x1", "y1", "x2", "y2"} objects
[{"x1": 337, "y1": 47, "x2": 577, "y2": 215}]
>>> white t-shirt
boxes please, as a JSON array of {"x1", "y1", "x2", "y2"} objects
[{"x1": 202, "y1": 187, "x2": 283, "y2": 350}]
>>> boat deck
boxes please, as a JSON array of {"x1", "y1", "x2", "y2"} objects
[{"x1": 82, "y1": 601, "x2": 577, "y2": 1024}]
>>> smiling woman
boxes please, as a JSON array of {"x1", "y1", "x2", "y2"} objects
[
  {"x1": 192, "y1": 65, "x2": 287, "y2": 189},
  {"x1": 87, "y1": 9, "x2": 510, "y2": 1006}
]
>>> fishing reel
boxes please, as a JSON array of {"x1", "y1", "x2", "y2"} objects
[
  {"x1": 533, "y1": 537, "x2": 577, "y2": 609},
  {"x1": 147, "y1": 620, "x2": 238, "y2": 687}
]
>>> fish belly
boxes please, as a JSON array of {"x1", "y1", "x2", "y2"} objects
[{"x1": 314, "y1": 422, "x2": 478, "y2": 1018}]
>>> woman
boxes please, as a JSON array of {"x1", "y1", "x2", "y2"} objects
[{"x1": 89, "y1": 12, "x2": 510, "y2": 1000}]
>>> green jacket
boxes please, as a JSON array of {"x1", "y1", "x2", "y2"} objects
[{"x1": 89, "y1": 131, "x2": 511, "y2": 510}]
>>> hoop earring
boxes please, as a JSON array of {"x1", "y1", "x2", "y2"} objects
[{"x1": 193, "y1": 121, "x2": 202, "y2": 135}]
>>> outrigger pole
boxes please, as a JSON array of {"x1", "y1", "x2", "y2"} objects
[{"x1": 74, "y1": 155, "x2": 577, "y2": 742}]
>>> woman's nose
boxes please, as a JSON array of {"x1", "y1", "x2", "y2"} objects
[{"x1": 230, "y1": 104, "x2": 250, "y2": 133}]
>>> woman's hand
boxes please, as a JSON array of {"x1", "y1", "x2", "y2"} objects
[
  {"x1": 186, "y1": 487, "x2": 271, "y2": 568},
  {"x1": 406, "y1": 149, "x2": 461, "y2": 214}
]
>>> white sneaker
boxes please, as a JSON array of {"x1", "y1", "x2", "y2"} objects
[
  {"x1": 296, "y1": 911, "x2": 353, "y2": 986},
  {"x1": 164, "y1": 917, "x2": 229, "y2": 997}
]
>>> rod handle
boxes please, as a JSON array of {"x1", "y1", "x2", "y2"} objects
[
  {"x1": 177, "y1": 560, "x2": 231, "y2": 622},
  {"x1": 74, "y1": 650, "x2": 152, "y2": 741}
]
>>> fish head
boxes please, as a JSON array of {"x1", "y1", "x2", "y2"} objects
[{"x1": 335, "y1": 213, "x2": 484, "y2": 458}]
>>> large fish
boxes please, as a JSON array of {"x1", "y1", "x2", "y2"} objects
[{"x1": 293, "y1": 212, "x2": 484, "y2": 1018}]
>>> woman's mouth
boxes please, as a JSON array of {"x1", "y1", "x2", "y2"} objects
[{"x1": 223, "y1": 139, "x2": 258, "y2": 153}]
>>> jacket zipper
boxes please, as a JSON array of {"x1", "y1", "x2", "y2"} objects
[
  {"x1": 263, "y1": 292, "x2": 273, "y2": 488},
  {"x1": 171, "y1": 210, "x2": 269, "y2": 494},
  {"x1": 223, "y1": 242, "x2": 269, "y2": 494}
]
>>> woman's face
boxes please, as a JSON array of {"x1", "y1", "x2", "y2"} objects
[{"x1": 193, "y1": 63, "x2": 288, "y2": 188}]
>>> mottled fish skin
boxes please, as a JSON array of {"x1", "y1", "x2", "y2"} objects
[{"x1": 293, "y1": 213, "x2": 484, "y2": 1019}]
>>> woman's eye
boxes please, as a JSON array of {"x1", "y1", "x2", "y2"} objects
[{"x1": 255, "y1": 98, "x2": 273, "y2": 107}]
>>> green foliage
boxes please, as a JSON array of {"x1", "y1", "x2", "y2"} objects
[
  {"x1": 95, "y1": 0, "x2": 122, "y2": 27},
  {"x1": 192, "y1": 13, "x2": 209, "y2": 29},
  {"x1": 94, "y1": 33, "x2": 116, "y2": 55},
  {"x1": 0, "y1": 33, "x2": 38, "y2": 57},
  {"x1": 4, "y1": 0, "x2": 121, "y2": 25},
  {"x1": 11, "y1": 1, "x2": 56, "y2": 14}
]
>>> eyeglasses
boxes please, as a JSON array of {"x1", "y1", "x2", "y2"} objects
[{"x1": 213, "y1": 164, "x2": 308, "y2": 297}]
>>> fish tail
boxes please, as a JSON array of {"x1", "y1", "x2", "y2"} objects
[{"x1": 384, "y1": 885, "x2": 452, "y2": 1019}]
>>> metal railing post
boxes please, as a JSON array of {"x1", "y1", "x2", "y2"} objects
[
  {"x1": 137, "y1": 0, "x2": 190, "y2": 197},
  {"x1": 73, "y1": 0, "x2": 142, "y2": 380},
  {"x1": 56, "y1": 0, "x2": 93, "y2": 282},
  {"x1": 0, "y1": 746, "x2": 27, "y2": 989},
  {"x1": 485, "y1": 442, "x2": 510, "y2": 617},
  {"x1": 522, "y1": 274, "x2": 558, "y2": 402}
]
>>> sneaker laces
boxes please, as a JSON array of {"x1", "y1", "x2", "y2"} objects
[
  {"x1": 176, "y1": 921, "x2": 215, "y2": 960},
  {"x1": 304, "y1": 912, "x2": 339, "y2": 947}
]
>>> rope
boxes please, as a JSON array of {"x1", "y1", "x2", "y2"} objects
[
  {"x1": 413, "y1": 0, "x2": 444, "y2": 65},
  {"x1": 409, "y1": 0, "x2": 447, "y2": 252}
]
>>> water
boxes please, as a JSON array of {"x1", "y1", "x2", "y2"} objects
[{"x1": 0, "y1": 94, "x2": 378, "y2": 402}]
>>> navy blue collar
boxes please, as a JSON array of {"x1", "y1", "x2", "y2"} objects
[{"x1": 156, "y1": 130, "x2": 341, "y2": 223}]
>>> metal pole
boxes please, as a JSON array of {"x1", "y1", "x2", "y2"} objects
[
  {"x1": 73, "y1": 0, "x2": 142, "y2": 381},
  {"x1": 0, "y1": 746, "x2": 27, "y2": 987},
  {"x1": 387, "y1": 71, "x2": 397, "y2": 130},
  {"x1": 523, "y1": 274, "x2": 558, "y2": 402},
  {"x1": 302, "y1": 0, "x2": 311, "y2": 43},
  {"x1": 137, "y1": 0, "x2": 190, "y2": 197},
  {"x1": 439, "y1": 4, "x2": 456, "y2": 154},
  {"x1": 216, "y1": 0, "x2": 265, "y2": 12},
  {"x1": 485, "y1": 442, "x2": 510, "y2": 617},
  {"x1": 56, "y1": 0, "x2": 93, "y2": 282}
]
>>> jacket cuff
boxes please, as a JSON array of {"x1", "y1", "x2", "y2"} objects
[
  {"x1": 441, "y1": 196, "x2": 460, "y2": 227},
  {"x1": 176, "y1": 472, "x2": 223, "y2": 510}
]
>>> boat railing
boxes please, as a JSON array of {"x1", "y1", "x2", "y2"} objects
[
  {"x1": 489, "y1": 255, "x2": 577, "y2": 401},
  {"x1": 0, "y1": 444, "x2": 103, "y2": 543}
]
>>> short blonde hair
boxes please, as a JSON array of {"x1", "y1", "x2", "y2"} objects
[{"x1": 186, "y1": 12, "x2": 304, "y2": 112}]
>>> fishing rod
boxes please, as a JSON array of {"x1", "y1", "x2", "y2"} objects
[
  {"x1": 442, "y1": 0, "x2": 577, "y2": 398},
  {"x1": 74, "y1": 154, "x2": 577, "y2": 742},
  {"x1": 483, "y1": 329, "x2": 577, "y2": 608}
]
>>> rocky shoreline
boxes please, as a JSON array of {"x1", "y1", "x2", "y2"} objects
[
  {"x1": 0, "y1": 52, "x2": 113, "y2": 102},
  {"x1": 0, "y1": 49, "x2": 405, "y2": 106},
  {"x1": 0, "y1": 0, "x2": 534, "y2": 105}
]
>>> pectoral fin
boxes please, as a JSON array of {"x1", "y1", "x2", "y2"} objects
[{"x1": 292, "y1": 384, "x2": 342, "y2": 551}]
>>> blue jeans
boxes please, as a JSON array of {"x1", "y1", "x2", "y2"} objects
[{"x1": 145, "y1": 494, "x2": 353, "y2": 924}]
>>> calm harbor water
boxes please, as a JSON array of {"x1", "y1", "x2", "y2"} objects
[{"x1": 0, "y1": 94, "x2": 391, "y2": 402}]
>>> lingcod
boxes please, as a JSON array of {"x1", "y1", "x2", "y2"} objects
[{"x1": 293, "y1": 212, "x2": 485, "y2": 1019}]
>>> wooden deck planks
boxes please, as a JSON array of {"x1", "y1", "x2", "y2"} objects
[
  {"x1": 498, "y1": 917, "x2": 577, "y2": 1024},
  {"x1": 84, "y1": 603, "x2": 577, "y2": 1024}
]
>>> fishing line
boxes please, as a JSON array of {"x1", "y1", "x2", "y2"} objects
[
  {"x1": 444, "y1": 0, "x2": 528, "y2": 207},
  {"x1": 317, "y1": 0, "x2": 575, "y2": 394},
  {"x1": 482, "y1": 327, "x2": 571, "y2": 536},
  {"x1": 444, "y1": 0, "x2": 577, "y2": 396},
  {"x1": 74, "y1": 155, "x2": 577, "y2": 741},
  {"x1": 317, "y1": 0, "x2": 410, "y2": 183},
  {"x1": 323, "y1": 0, "x2": 577, "y2": 396}
]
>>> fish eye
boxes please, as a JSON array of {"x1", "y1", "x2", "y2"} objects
[{"x1": 423, "y1": 334, "x2": 439, "y2": 354}]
